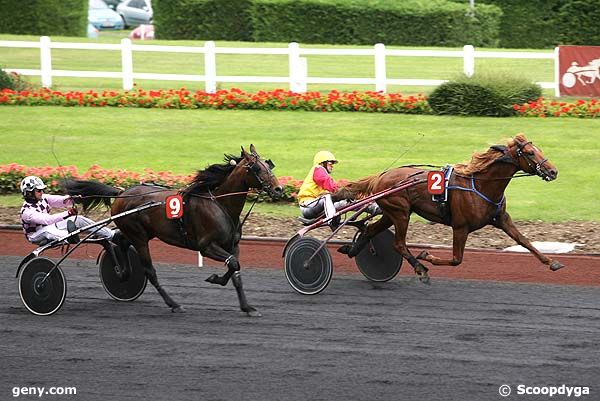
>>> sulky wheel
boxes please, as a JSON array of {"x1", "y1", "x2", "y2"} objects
[
  {"x1": 284, "y1": 236, "x2": 333, "y2": 295},
  {"x1": 18, "y1": 257, "x2": 67, "y2": 316},
  {"x1": 355, "y1": 229, "x2": 403, "y2": 282},
  {"x1": 99, "y1": 245, "x2": 147, "y2": 302}
]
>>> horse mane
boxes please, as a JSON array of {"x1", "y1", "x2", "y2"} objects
[
  {"x1": 183, "y1": 154, "x2": 242, "y2": 195},
  {"x1": 454, "y1": 133, "x2": 527, "y2": 175}
]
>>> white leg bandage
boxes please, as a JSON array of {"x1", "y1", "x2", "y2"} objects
[{"x1": 324, "y1": 194, "x2": 336, "y2": 220}]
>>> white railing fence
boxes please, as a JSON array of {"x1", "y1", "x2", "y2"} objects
[{"x1": 0, "y1": 36, "x2": 559, "y2": 96}]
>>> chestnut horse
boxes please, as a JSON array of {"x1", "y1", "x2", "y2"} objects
[
  {"x1": 65, "y1": 145, "x2": 282, "y2": 315},
  {"x1": 335, "y1": 134, "x2": 563, "y2": 282}
]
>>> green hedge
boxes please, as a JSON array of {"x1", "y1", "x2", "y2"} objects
[
  {"x1": 464, "y1": 0, "x2": 563, "y2": 49},
  {"x1": 250, "y1": 0, "x2": 502, "y2": 47},
  {"x1": 155, "y1": 0, "x2": 501, "y2": 47},
  {"x1": 154, "y1": 0, "x2": 253, "y2": 41},
  {"x1": 556, "y1": 0, "x2": 600, "y2": 45},
  {"x1": 0, "y1": 0, "x2": 87, "y2": 37}
]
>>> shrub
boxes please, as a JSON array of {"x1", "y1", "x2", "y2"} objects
[
  {"x1": 428, "y1": 73, "x2": 542, "y2": 117},
  {"x1": 0, "y1": 68, "x2": 14, "y2": 90}
]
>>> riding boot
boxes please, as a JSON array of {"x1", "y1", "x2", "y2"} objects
[{"x1": 111, "y1": 229, "x2": 131, "y2": 252}]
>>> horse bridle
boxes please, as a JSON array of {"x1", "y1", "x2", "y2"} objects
[
  {"x1": 513, "y1": 140, "x2": 551, "y2": 180},
  {"x1": 245, "y1": 154, "x2": 278, "y2": 196}
]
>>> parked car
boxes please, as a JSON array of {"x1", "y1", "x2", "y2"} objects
[
  {"x1": 103, "y1": 0, "x2": 123, "y2": 10},
  {"x1": 88, "y1": 0, "x2": 125, "y2": 30},
  {"x1": 117, "y1": 0, "x2": 153, "y2": 28}
]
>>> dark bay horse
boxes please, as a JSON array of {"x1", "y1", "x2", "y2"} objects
[
  {"x1": 335, "y1": 133, "x2": 563, "y2": 282},
  {"x1": 65, "y1": 145, "x2": 282, "y2": 315}
]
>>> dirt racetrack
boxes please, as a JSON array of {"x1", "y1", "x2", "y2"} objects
[{"x1": 1, "y1": 229, "x2": 599, "y2": 401}]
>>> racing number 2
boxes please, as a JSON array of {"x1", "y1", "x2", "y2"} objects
[
  {"x1": 427, "y1": 171, "x2": 445, "y2": 195},
  {"x1": 166, "y1": 195, "x2": 184, "y2": 219}
]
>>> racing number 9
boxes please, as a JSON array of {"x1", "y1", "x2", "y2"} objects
[
  {"x1": 166, "y1": 195, "x2": 184, "y2": 219},
  {"x1": 427, "y1": 171, "x2": 445, "y2": 195}
]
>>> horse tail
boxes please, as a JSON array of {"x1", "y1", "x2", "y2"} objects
[
  {"x1": 335, "y1": 175, "x2": 379, "y2": 200},
  {"x1": 62, "y1": 179, "x2": 122, "y2": 212}
]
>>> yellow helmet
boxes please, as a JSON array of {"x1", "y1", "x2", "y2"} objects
[{"x1": 313, "y1": 151, "x2": 338, "y2": 166}]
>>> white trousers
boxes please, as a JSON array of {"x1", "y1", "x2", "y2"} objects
[{"x1": 28, "y1": 216, "x2": 114, "y2": 244}]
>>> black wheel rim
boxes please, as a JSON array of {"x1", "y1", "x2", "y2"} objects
[
  {"x1": 355, "y1": 229, "x2": 403, "y2": 282},
  {"x1": 99, "y1": 245, "x2": 147, "y2": 301},
  {"x1": 19, "y1": 257, "x2": 66, "y2": 315},
  {"x1": 285, "y1": 236, "x2": 333, "y2": 295}
]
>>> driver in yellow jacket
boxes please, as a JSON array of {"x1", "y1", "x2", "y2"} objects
[{"x1": 297, "y1": 151, "x2": 348, "y2": 223}]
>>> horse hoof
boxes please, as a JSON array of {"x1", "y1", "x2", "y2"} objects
[
  {"x1": 416, "y1": 250, "x2": 429, "y2": 260},
  {"x1": 246, "y1": 309, "x2": 262, "y2": 317},
  {"x1": 550, "y1": 261, "x2": 565, "y2": 271},
  {"x1": 171, "y1": 305, "x2": 185, "y2": 313},
  {"x1": 418, "y1": 274, "x2": 431, "y2": 285},
  {"x1": 205, "y1": 274, "x2": 226, "y2": 286},
  {"x1": 337, "y1": 245, "x2": 352, "y2": 255}
]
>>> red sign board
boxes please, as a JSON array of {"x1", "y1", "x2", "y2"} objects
[
  {"x1": 427, "y1": 171, "x2": 445, "y2": 195},
  {"x1": 559, "y1": 46, "x2": 600, "y2": 97},
  {"x1": 166, "y1": 195, "x2": 183, "y2": 219}
]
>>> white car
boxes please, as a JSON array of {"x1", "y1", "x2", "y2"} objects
[{"x1": 117, "y1": 0, "x2": 152, "y2": 28}]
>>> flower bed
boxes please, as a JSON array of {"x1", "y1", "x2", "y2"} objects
[
  {"x1": 0, "y1": 163, "x2": 307, "y2": 203},
  {"x1": 1, "y1": 87, "x2": 598, "y2": 117},
  {"x1": 513, "y1": 98, "x2": 600, "y2": 118},
  {"x1": 0, "y1": 87, "x2": 431, "y2": 114}
]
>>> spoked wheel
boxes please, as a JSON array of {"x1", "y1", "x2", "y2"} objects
[
  {"x1": 355, "y1": 229, "x2": 403, "y2": 282},
  {"x1": 284, "y1": 236, "x2": 333, "y2": 295},
  {"x1": 99, "y1": 245, "x2": 147, "y2": 302},
  {"x1": 18, "y1": 257, "x2": 67, "y2": 316}
]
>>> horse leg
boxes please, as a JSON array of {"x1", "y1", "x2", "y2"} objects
[
  {"x1": 390, "y1": 214, "x2": 430, "y2": 284},
  {"x1": 134, "y1": 241, "x2": 184, "y2": 313},
  {"x1": 202, "y1": 243, "x2": 260, "y2": 317},
  {"x1": 416, "y1": 226, "x2": 469, "y2": 266},
  {"x1": 493, "y1": 213, "x2": 565, "y2": 271},
  {"x1": 339, "y1": 215, "x2": 392, "y2": 257}
]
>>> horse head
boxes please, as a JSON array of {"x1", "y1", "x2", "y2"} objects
[
  {"x1": 508, "y1": 134, "x2": 558, "y2": 181},
  {"x1": 240, "y1": 144, "x2": 283, "y2": 199}
]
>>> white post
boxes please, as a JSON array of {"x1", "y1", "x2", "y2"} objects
[
  {"x1": 374, "y1": 43, "x2": 386, "y2": 93},
  {"x1": 204, "y1": 41, "x2": 217, "y2": 93},
  {"x1": 198, "y1": 251, "x2": 203, "y2": 267},
  {"x1": 40, "y1": 36, "x2": 52, "y2": 88},
  {"x1": 298, "y1": 57, "x2": 307, "y2": 93},
  {"x1": 288, "y1": 42, "x2": 301, "y2": 93},
  {"x1": 554, "y1": 46, "x2": 561, "y2": 97},
  {"x1": 121, "y1": 38, "x2": 134, "y2": 90},
  {"x1": 463, "y1": 44, "x2": 475, "y2": 77}
]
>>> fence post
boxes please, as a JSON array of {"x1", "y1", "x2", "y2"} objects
[
  {"x1": 121, "y1": 38, "x2": 134, "y2": 90},
  {"x1": 204, "y1": 41, "x2": 217, "y2": 93},
  {"x1": 289, "y1": 42, "x2": 301, "y2": 93},
  {"x1": 463, "y1": 45, "x2": 475, "y2": 77},
  {"x1": 374, "y1": 43, "x2": 386, "y2": 93},
  {"x1": 40, "y1": 36, "x2": 52, "y2": 88},
  {"x1": 298, "y1": 57, "x2": 307, "y2": 93},
  {"x1": 553, "y1": 46, "x2": 560, "y2": 97}
]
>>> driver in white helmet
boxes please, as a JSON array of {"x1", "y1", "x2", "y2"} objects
[
  {"x1": 19, "y1": 175, "x2": 116, "y2": 244},
  {"x1": 297, "y1": 151, "x2": 349, "y2": 226}
]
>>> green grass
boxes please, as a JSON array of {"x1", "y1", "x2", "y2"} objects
[
  {"x1": 0, "y1": 33, "x2": 556, "y2": 95},
  {"x1": 1, "y1": 106, "x2": 598, "y2": 222}
]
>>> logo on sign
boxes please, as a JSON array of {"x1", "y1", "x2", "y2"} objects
[
  {"x1": 427, "y1": 171, "x2": 445, "y2": 195},
  {"x1": 166, "y1": 195, "x2": 183, "y2": 219}
]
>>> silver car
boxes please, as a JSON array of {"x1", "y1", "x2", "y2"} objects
[{"x1": 117, "y1": 0, "x2": 152, "y2": 28}]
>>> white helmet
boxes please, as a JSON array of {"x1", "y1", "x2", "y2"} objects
[{"x1": 20, "y1": 176, "x2": 47, "y2": 196}]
